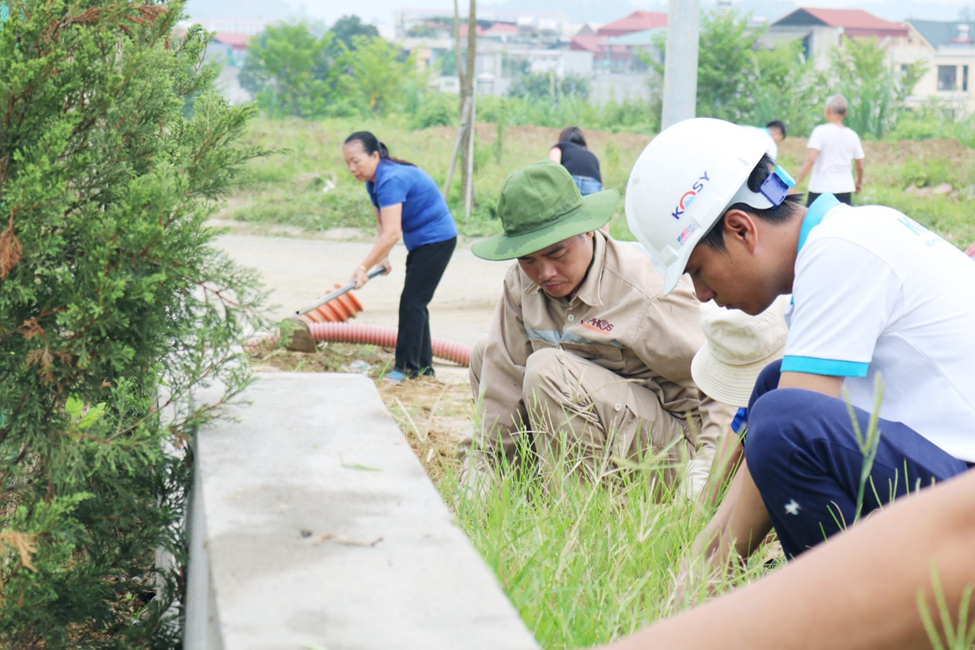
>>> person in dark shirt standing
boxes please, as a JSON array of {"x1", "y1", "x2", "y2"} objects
[
  {"x1": 343, "y1": 131, "x2": 458, "y2": 382},
  {"x1": 549, "y1": 126, "x2": 603, "y2": 196}
]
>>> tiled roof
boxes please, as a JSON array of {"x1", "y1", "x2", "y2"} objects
[
  {"x1": 773, "y1": 8, "x2": 907, "y2": 36},
  {"x1": 212, "y1": 32, "x2": 253, "y2": 48},
  {"x1": 484, "y1": 23, "x2": 519, "y2": 35},
  {"x1": 909, "y1": 19, "x2": 975, "y2": 48},
  {"x1": 597, "y1": 11, "x2": 667, "y2": 36},
  {"x1": 458, "y1": 23, "x2": 484, "y2": 37},
  {"x1": 570, "y1": 34, "x2": 603, "y2": 53}
]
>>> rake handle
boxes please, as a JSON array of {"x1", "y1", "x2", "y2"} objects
[{"x1": 296, "y1": 267, "x2": 385, "y2": 316}]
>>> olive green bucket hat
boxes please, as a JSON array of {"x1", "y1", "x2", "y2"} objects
[{"x1": 471, "y1": 160, "x2": 619, "y2": 261}]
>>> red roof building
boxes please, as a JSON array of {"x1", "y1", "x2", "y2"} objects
[
  {"x1": 772, "y1": 8, "x2": 908, "y2": 39},
  {"x1": 482, "y1": 22, "x2": 518, "y2": 39},
  {"x1": 458, "y1": 23, "x2": 485, "y2": 37},
  {"x1": 212, "y1": 32, "x2": 253, "y2": 50},
  {"x1": 570, "y1": 33, "x2": 649, "y2": 73},
  {"x1": 596, "y1": 11, "x2": 667, "y2": 38},
  {"x1": 570, "y1": 34, "x2": 602, "y2": 54}
]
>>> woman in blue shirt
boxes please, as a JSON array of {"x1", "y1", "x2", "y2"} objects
[{"x1": 343, "y1": 131, "x2": 458, "y2": 381}]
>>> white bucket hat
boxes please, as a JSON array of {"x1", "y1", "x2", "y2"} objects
[{"x1": 691, "y1": 297, "x2": 789, "y2": 408}]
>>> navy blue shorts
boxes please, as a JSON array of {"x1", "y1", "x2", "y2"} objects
[{"x1": 744, "y1": 360, "x2": 970, "y2": 558}]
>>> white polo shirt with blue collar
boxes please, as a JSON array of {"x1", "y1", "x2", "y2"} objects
[{"x1": 781, "y1": 194, "x2": 975, "y2": 462}]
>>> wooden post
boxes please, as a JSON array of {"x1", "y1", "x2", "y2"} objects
[
  {"x1": 442, "y1": 95, "x2": 470, "y2": 200},
  {"x1": 459, "y1": 0, "x2": 477, "y2": 218},
  {"x1": 464, "y1": 92, "x2": 476, "y2": 220}
]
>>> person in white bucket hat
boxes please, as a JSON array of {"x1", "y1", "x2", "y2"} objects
[
  {"x1": 691, "y1": 298, "x2": 788, "y2": 410},
  {"x1": 623, "y1": 117, "x2": 975, "y2": 564},
  {"x1": 686, "y1": 298, "x2": 788, "y2": 501}
]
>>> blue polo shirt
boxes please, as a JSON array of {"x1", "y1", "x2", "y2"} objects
[{"x1": 366, "y1": 160, "x2": 457, "y2": 251}]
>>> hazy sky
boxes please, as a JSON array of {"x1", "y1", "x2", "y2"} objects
[
  {"x1": 185, "y1": 0, "x2": 975, "y2": 26},
  {"x1": 303, "y1": 0, "x2": 974, "y2": 24}
]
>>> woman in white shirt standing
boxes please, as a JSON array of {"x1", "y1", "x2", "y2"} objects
[{"x1": 793, "y1": 94, "x2": 865, "y2": 206}]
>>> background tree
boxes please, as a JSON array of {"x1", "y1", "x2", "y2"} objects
[
  {"x1": 240, "y1": 15, "x2": 404, "y2": 119},
  {"x1": 0, "y1": 0, "x2": 265, "y2": 645},
  {"x1": 326, "y1": 14, "x2": 379, "y2": 57},
  {"x1": 827, "y1": 37, "x2": 926, "y2": 139},
  {"x1": 751, "y1": 39, "x2": 823, "y2": 136},
  {"x1": 239, "y1": 21, "x2": 334, "y2": 118},
  {"x1": 694, "y1": 10, "x2": 765, "y2": 123},
  {"x1": 336, "y1": 35, "x2": 422, "y2": 115}
]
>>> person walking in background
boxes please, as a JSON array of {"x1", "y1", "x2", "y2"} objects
[
  {"x1": 745, "y1": 120, "x2": 786, "y2": 161},
  {"x1": 793, "y1": 95, "x2": 865, "y2": 206},
  {"x1": 342, "y1": 131, "x2": 457, "y2": 382},
  {"x1": 760, "y1": 120, "x2": 787, "y2": 160},
  {"x1": 549, "y1": 126, "x2": 603, "y2": 196}
]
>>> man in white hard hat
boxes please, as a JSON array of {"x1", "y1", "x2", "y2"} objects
[
  {"x1": 624, "y1": 118, "x2": 975, "y2": 567},
  {"x1": 461, "y1": 160, "x2": 732, "y2": 491}
]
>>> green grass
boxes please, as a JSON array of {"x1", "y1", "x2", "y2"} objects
[
  {"x1": 222, "y1": 116, "x2": 650, "y2": 240},
  {"x1": 438, "y1": 441, "x2": 775, "y2": 648},
  {"x1": 224, "y1": 116, "x2": 975, "y2": 250},
  {"x1": 229, "y1": 114, "x2": 975, "y2": 647},
  {"x1": 772, "y1": 142, "x2": 975, "y2": 248}
]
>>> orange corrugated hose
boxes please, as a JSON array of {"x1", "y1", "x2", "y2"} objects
[
  {"x1": 247, "y1": 283, "x2": 473, "y2": 366},
  {"x1": 306, "y1": 322, "x2": 471, "y2": 367}
]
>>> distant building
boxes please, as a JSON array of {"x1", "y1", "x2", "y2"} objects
[
  {"x1": 174, "y1": 20, "x2": 259, "y2": 105},
  {"x1": 394, "y1": 8, "x2": 572, "y2": 43},
  {"x1": 595, "y1": 11, "x2": 667, "y2": 38},
  {"x1": 471, "y1": 41, "x2": 593, "y2": 96},
  {"x1": 767, "y1": 8, "x2": 908, "y2": 69},
  {"x1": 570, "y1": 32, "x2": 651, "y2": 74},
  {"x1": 890, "y1": 20, "x2": 975, "y2": 114},
  {"x1": 209, "y1": 33, "x2": 252, "y2": 68},
  {"x1": 569, "y1": 11, "x2": 666, "y2": 75},
  {"x1": 392, "y1": 7, "x2": 663, "y2": 101}
]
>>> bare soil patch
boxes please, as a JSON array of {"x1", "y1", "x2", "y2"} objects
[{"x1": 248, "y1": 342, "x2": 469, "y2": 479}]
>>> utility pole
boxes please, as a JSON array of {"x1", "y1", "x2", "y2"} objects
[{"x1": 660, "y1": 0, "x2": 700, "y2": 130}]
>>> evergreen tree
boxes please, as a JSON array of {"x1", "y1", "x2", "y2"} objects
[{"x1": 0, "y1": 1, "x2": 265, "y2": 646}]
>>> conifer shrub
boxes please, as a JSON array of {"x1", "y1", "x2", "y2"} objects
[{"x1": 0, "y1": 1, "x2": 265, "y2": 646}]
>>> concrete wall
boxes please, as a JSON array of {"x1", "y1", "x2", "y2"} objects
[{"x1": 592, "y1": 73, "x2": 654, "y2": 103}]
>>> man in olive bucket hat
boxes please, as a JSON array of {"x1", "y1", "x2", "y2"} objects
[{"x1": 461, "y1": 160, "x2": 733, "y2": 491}]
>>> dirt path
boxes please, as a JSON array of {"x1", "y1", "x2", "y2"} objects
[{"x1": 216, "y1": 228, "x2": 509, "y2": 382}]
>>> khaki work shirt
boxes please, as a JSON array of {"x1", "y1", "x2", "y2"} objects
[{"x1": 476, "y1": 232, "x2": 730, "y2": 467}]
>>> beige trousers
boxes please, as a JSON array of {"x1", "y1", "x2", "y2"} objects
[{"x1": 468, "y1": 339, "x2": 693, "y2": 486}]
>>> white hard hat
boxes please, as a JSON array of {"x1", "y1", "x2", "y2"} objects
[{"x1": 626, "y1": 118, "x2": 791, "y2": 294}]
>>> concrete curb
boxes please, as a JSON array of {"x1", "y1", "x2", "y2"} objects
[{"x1": 185, "y1": 372, "x2": 539, "y2": 650}]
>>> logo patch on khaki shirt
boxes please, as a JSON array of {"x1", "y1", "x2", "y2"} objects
[{"x1": 581, "y1": 317, "x2": 614, "y2": 333}]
